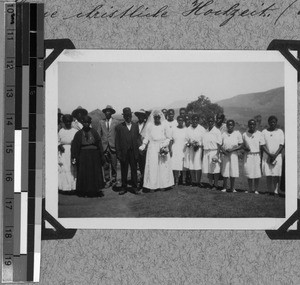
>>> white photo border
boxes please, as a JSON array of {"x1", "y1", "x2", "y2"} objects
[{"x1": 45, "y1": 50, "x2": 298, "y2": 230}]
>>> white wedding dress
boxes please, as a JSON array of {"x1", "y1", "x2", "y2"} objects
[{"x1": 142, "y1": 111, "x2": 174, "y2": 190}]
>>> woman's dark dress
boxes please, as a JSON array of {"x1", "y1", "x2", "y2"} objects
[{"x1": 71, "y1": 128, "x2": 105, "y2": 197}]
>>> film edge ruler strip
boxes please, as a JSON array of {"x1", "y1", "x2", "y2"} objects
[
  {"x1": 1, "y1": 1, "x2": 44, "y2": 282},
  {"x1": 2, "y1": 1, "x2": 16, "y2": 282}
]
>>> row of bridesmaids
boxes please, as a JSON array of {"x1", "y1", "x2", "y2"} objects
[{"x1": 168, "y1": 114, "x2": 284, "y2": 194}]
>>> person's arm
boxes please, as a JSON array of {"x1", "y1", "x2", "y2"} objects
[
  {"x1": 228, "y1": 143, "x2": 243, "y2": 152},
  {"x1": 71, "y1": 131, "x2": 81, "y2": 165},
  {"x1": 216, "y1": 143, "x2": 221, "y2": 157},
  {"x1": 92, "y1": 129, "x2": 106, "y2": 166},
  {"x1": 58, "y1": 130, "x2": 65, "y2": 153},
  {"x1": 274, "y1": 144, "x2": 284, "y2": 158},
  {"x1": 98, "y1": 121, "x2": 103, "y2": 137},
  {"x1": 164, "y1": 123, "x2": 172, "y2": 145},
  {"x1": 273, "y1": 130, "x2": 284, "y2": 159},
  {"x1": 139, "y1": 125, "x2": 150, "y2": 151},
  {"x1": 261, "y1": 144, "x2": 278, "y2": 164},
  {"x1": 242, "y1": 135, "x2": 250, "y2": 152},
  {"x1": 220, "y1": 144, "x2": 227, "y2": 155},
  {"x1": 219, "y1": 134, "x2": 227, "y2": 155},
  {"x1": 115, "y1": 125, "x2": 122, "y2": 161}
]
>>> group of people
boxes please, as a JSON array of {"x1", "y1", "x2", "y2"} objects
[{"x1": 57, "y1": 105, "x2": 285, "y2": 198}]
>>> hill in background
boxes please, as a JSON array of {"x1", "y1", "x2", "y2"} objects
[
  {"x1": 217, "y1": 87, "x2": 284, "y2": 129},
  {"x1": 64, "y1": 86, "x2": 284, "y2": 131}
]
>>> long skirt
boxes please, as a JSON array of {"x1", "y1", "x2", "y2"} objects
[
  {"x1": 76, "y1": 149, "x2": 105, "y2": 197},
  {"x1": 143, "y1": 141, "x2": 174, "y2": 190},
  {"x1": 58, "y1": 145, "x2": 76, "y2": 191}
]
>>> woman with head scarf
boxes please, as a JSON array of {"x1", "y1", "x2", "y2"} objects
[
  {"x1": 71, "y1": 115, "x2": 106, "y2": 197},
  {"x1": 139, "y1": 109, "x2": 174, "y2": 191},
  {"x1": 58, "y1": 114, "x2": 78, "y2": 192},
  {"x1": 261, "y1": 116, "x2": 284, "y2": 195}
]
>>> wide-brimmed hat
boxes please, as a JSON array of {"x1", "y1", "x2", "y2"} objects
[
  {"x1": 122, "y1": 107, "x2": 132, "y2": 115},
  {"x1": 134, "y1": 109, "x2": 147, "y2": 117},
  {"x1": 102, "y1": 105, "x2": 116, "y2": 114},
  {"x1": 71, "y1": 107, "x2": 88, "y2": 119}
]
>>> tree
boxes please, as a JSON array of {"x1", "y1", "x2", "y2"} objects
[{"x1": 186, "y1": 95, "x2": 223, "y2": 119}]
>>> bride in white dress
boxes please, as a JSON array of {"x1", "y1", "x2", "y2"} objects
[{"x1": 139, "y1": 109, "x2": 174, "y2": 190}]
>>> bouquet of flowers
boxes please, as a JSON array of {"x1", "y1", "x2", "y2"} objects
[
  {"x1": 159, "y1": 146, "x2": 169, "y2": 157},
  {"x1": 191, "y1": 140, "x2": 200, "y2": 151}
]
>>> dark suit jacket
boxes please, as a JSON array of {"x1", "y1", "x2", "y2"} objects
[
  {"x1": 97, "y1": 118, "x2": 118, "y2": 151},
  {"x1": 115, "y1": 121, "x2": 139, "y2": 162}
]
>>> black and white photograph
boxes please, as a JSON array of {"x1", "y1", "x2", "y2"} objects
[{"x1": 45, "y1": 50, "x2": 297, "y2": 229}]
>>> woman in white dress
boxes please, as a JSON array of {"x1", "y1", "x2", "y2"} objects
[
  {"x1": 261, "y1": 116, "x2": 284, "y2": 195},
  {"x1": 139, "y1": 110, "x2": 174, "y2": 191},
  {"x1": 220, "y1": 120, "x2": 243, "y2": 193},
  {"x1": 242, "y1": 119, "x2": 265, "y2": 194},
  {"x1": 182, "y1": 114, "x2": 192, "y2": 185},
  {"x1": 202, "y1": 116, "x2": 222, "y2": 190},
  {"x1": 171, "y1": 116, "x2": 187, "y2": 186},
  {"x1": 58, "y1": 114, "x2": 78, "y2": 192},
  {"x1": 185, "y1": 114, "x2": 206, "y2": 187}
]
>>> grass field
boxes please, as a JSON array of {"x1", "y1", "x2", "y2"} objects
[{"x1": 58, "y1": 161, "x2": 285, "y2": 218}]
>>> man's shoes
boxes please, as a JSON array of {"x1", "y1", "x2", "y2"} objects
[
  {"x1": 131, "y1": 187, "x2": 140, "y2": 195},
  {"x1": 105, "y1": 181, "x2": 111, "y2": 188},
  {"x1": 119, "y1": 188, "x2": 127, "y2": 195}
]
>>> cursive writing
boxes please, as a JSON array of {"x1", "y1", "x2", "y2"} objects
[
  {"x1": 42, "y1": 1, "x2": 300, "y2": 28},
  {"x1": 62, "y1": 4, "x2": 169, "y2": 20},
  {"x1": 182, "y1": 0, "x2": 279, "y2": 26}
]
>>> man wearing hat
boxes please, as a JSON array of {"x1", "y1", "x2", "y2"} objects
[
  {"x1": 115, "y1": 107, "x2": 140, "y2": 195},
  {"x1": 97, "y1": 105, "x2": 119, "y2": 187},
  {"x1": 134, "y1": 109, "x2": 148, "y2": 188},
  {"x1": 71, "y1": 107, "x2": 88, "y2": 130}
]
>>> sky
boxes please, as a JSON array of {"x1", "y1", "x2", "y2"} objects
[{"x1": 58, "y1": 61, "x2": 284, "y2": 114}]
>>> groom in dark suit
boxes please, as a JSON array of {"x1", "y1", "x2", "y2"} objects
[{"x1": 115, "y1": 107, "x2": 140, "y2": 195}]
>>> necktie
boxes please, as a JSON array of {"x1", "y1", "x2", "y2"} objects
[{"x1": 106, "y1": 120, "x2": 109, "y2": 131}]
